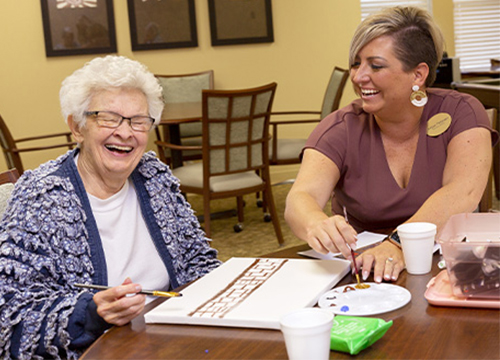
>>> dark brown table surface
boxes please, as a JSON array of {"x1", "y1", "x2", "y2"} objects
[
  {"x1": 159, "y1": 102, "x2": 202, "y2": 168},
  {"x1": 461, "y1": 66, "x2": 500, "y2": 79},
  {"x1": 81, "y1": 244, "x2": 500, "y2": 359},
  {"x1": 160, "y1": 102, "x2": 202, "y2": 125}
]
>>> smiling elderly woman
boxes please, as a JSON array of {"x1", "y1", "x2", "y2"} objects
[{"x1": 0, "y1": 56, "x2": 221, "y2": 359}]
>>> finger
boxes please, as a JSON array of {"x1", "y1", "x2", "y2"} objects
[
  {"x1": 122, "y1": 277, "x2": 133, "y2": 285},
  {"x1": 372, "y1": 256, "x2": 387, "y2": 283},
  {"x1": 319, "y1": 223, "x2": 349, "y2": 256},
  {"x1": 359, "y1": 253, "x2": 374, "y2": 281},
  {"x1": 308, "y1": 236, "x2": 331, "y2": 254},
  {"x1": 94, "y1": 283, "x2": 142, "y2": 306},
  {"x1": 390, "y1": 260, "x2": 405, "y2": 281},
  {"x1": 98, "y1": 294, "x2": 146, "y2": 325},
  {"x1": 102, "y1": 303, "x2": 145, "y2": 326},
  {"x1": 336, "y1": 221, "x2": 358, "y2": 249},
  {"x1": 383, "y1": 257, "x2": 395, "y2": 281},
  {"x1": 331, "y1": 218, "x2": 358, "y2": 258},
  {"x1": 311, "y1": 226, "x2": 342, "y2": 255},
  {"x1": 117, "y1": 302, "x2": 145, "y2": 325}
]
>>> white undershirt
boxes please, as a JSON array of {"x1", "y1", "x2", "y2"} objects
[{"x1": 85, "y1": 175, "x2": 170, "y2": 303}]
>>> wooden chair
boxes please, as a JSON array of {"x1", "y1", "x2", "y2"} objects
[
  {"x1": 0, "y1": 114, "x2": 76, "y2": 174},
  {"x1": 0, "y1": 168, "x2": 19, "y2": 185},
  {"x1": 156, "y1": 83, "x2": 284, "y2": 245},
  {"x1": 479, "y1": 108, "x2": 497, "y2": 212},
  {"x1": 452, "y1": 80, "x2": 499, "y2": 200},
  {"x1": 269, "y1": 66, "x2": 349, "y2": 166},
  {"x1": 155, "y1": 70, "x2": 214, "y2": 165},
  {"x1": 0, "y1": 168, "x2": 19, "y2": 218}
]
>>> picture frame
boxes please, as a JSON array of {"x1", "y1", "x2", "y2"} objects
[
  {"x1": 40, "y1": 0, "x2": 117, "y2": 57},
  {"x1": 208, "y1": 0, "x2": 274, "y2": 46},
  {"x1": 127, "y1": 0, "x2": 198, "y2": 51}
]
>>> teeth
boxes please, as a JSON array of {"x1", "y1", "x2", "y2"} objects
[
  {"x1": 105, "y1": 144, "x2": 133, "y2": 152},
  {"x1": 361, "y1": 89, "x2": 379, "y2": 95}
]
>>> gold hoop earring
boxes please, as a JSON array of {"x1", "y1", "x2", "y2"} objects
[{"x1": 410, "y1": 85, "x2": 428, "y2": 107}]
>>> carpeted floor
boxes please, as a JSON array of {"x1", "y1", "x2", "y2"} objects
[
  {"x1": 185, "y1": 184, "x2": 304, "y2": 262},
  {"x1": 186, "y1": 183, "x2": 500, "y2": 262}
]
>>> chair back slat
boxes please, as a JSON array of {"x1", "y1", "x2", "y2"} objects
[
  {"x1": 202, "y1": 83, "x2": 277, "y2": 179},
  {"x1": 0, "y1": 114, "x2": 24, "y2": 173},
  {"x1": 156, "y1": 70, "x2": 214, "y2": 104},
  {"x1": 156, "y1": 70, "x2": 214, "y2": 138},
  {"x1": 320, "y1": 66, "x2": 349, "y2": 119},
  {"x1": 0, "y1": 168, "x2": 19, "y2": 185}
]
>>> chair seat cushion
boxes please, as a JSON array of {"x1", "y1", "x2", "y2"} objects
[
  {"x1": 172, "y1": 163, "x2": 263, "y2": 192},
  {"x1": 0, "y1": 183, "x2": 14, "y2": 217},
  {"x1": 270, "y1": 138, "x2": 307, "y2": 160}
]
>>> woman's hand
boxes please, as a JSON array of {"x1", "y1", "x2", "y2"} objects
[
  {"x1": 93, "y1": 277, "x2": 146, "y2": 326},
  {"x1": 356, "y1": 241, "x2": 405, "y2": 283},
  {"x1": 285, "y1": 150, "x2": 357, "y2": 258},
  {"x1": 305, "y1": 214, "x2": 358, "y2": 259}
]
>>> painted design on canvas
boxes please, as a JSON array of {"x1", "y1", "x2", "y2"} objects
[{"x1": 188, "y1": 258, "x2": 288, "y2": 318}]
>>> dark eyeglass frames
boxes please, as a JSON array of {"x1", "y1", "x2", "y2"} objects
[{"x1": 84, "y1": 111, "x2": 155, "y2": 132}]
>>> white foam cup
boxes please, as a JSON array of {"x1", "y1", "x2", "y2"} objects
[
  {"x1": 279, "y1": 308, "x2": 333, "y2": 360},
  {"x1": 397, "y1": 222, "x2": 437, "y2": 275}
]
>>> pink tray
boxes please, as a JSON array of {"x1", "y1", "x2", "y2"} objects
[{"x1": 425, "y1": 270, "x2": 500, "y2": 309}]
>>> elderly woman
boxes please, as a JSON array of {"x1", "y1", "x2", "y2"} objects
[
  {"x1": 286, "y1": 7, "x2": 498, "y2": 284},
  {"x1": 0, "y1": 56, "x2": 221, "y2": 359}
]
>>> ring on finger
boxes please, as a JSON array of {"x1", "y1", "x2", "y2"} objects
[{"x1": 386, "y1": 257, "x2": 394, "y2": 263}]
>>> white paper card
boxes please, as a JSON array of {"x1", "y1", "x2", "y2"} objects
[
  {"x1": 298, "y1": 231, "x2": 387, "y2": 260},
  {"x1": 145, "y1": 257, "x2": 350, "y2": 330}
]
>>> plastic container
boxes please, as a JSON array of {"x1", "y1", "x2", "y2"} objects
[
  {"x1": 437, "y1": 213, "x2": 500, "y2": 300},
  {"x1": 425, "y1": 270, "x2": 500, "y2": 308}
]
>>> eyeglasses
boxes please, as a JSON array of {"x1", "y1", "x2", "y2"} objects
[{"x1": 84, "y1": 111, "x2": 155, "y2": 132}]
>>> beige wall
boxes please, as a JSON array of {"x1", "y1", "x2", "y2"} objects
[{"x1": 0, "y1": 1, "x2": 454, "y2": 173}]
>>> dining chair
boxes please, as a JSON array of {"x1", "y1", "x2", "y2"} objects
[
  {"x1": 479, "y1": 107, "x2": 497, "y2": 212},
  {"x1": 0, "y1": 168, "x2": 19, "y2": 218},
  {"x1": 156, "y1": 82, "x2": 284, "y2": 245},
  {"x1": 452, "y1": 80, "x2": 499, "y2": 200},
  {"x1": 0, "y1": 114, "x2": 76, "y2": 174},
  {"x1": 155, "y1": 70, "x2": 214, "y2": 165},
  {"x1": 269, "y1": 66, "x2": 349, "y2": 166}
]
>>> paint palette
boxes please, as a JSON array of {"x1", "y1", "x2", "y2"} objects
[{"x1": 318, "y1": 283, "x2": 411, "y2": 316}]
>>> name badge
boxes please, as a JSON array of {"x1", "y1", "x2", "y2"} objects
[{"x1": 427, "y1": 113, "x2": 452, "y2": 137}]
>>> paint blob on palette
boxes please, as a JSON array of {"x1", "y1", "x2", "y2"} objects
[{"x1": 318, "y1": 283, "x2": 411, "y2": 316}]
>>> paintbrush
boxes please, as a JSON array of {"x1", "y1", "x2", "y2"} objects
[
  {"x1": 343, "y1": 206, "x2": 369, "y2": 289},
  {"x1": 74, "y1": 283, "x2": 183, "y2": 298}
]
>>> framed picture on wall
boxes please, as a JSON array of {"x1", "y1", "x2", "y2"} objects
[
  {"x1": 40, "y1": 0, "x2": 117, "y2": 57},
  {"x1": 208, "y1": 0, "x2": 274, "y2": 46},
  {"x1": 127, "y1": 0, "x2": 198, "y2": 51}
]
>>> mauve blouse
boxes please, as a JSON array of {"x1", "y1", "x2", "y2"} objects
[{"x1": 304, "y1": 87, "x2": 499, "y2": 233}]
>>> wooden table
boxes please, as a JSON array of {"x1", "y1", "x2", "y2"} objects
[
  {"x1": 159, "y1": 102, "x2": 202, "y2": 168},
  {"x1": 461, "y1": 66, "x2": 500, "y2": 79},
  {"x1": 80, "y1": 244, "x2": 499, "y2": 359}
]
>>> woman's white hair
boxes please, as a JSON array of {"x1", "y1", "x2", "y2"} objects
[{"x1": 60, "y1": 55, "x2": 164, "y2": 127}]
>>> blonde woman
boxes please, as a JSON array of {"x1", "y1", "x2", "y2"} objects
[{"x1": 286, "y1": 6, "x2": 497, "y2": 284}]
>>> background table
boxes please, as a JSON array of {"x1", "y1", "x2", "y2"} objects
[
  {"x1": 159, "y1": 102, "x2": 202, "y2": 168},
  {"x1": 80, "y1": 244, "x2": 499, "y2": 359}
]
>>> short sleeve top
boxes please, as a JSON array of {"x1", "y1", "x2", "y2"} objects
[{"x1": 304, "y1": 87, "x2": 499, "y2": 233}]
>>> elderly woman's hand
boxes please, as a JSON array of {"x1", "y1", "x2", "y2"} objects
[
  {"x1": 305, "y1": 214, "x2": 358, "y2": 259},
  {"x1": 356, "y1": 241, "x2": 405, "y2": 283},
  {"x1": 93, "y1": 278, "x2": 146, "y2": 326}
]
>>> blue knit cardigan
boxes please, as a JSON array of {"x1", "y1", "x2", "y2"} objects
[{"x1": 0, "y1": 149, "x2": 221, "y2": 359}]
